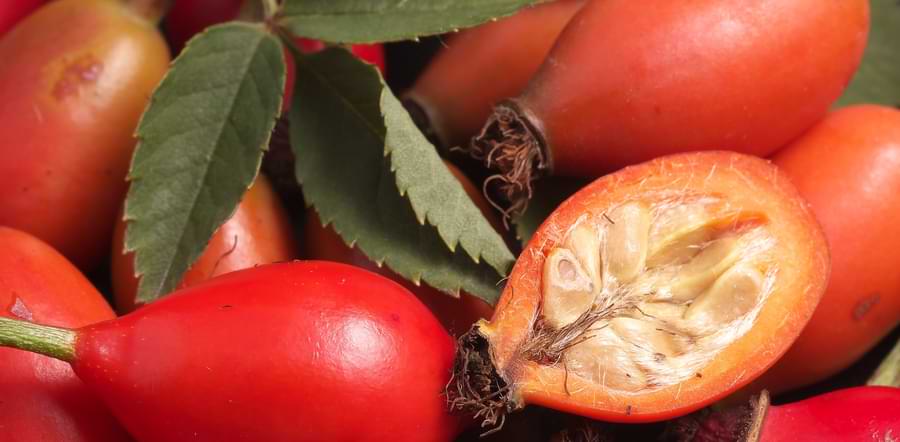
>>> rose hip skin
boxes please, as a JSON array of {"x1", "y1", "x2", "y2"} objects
[
  {"x1": 305, "y1": 162, "x2": 497, "y2": 337},
  {"x1": 111, "y1": 174, "x2": 298, "y2": 312},
  {"x1": 0, "y1": 0, "x2": 170, "y2": 270},
  {"x1": 758, "y1": 387, "x2": 900, "y2": 442},
  {"x1": 0, "y1": 0, "x2": 42, "y2": 35},
  {"x1": 164, "y1": 0, "x2": 244, "y2": 53},
  {"x1": 759, "y1": 387, "x2": 900, "y2": 442},
  {"x1": 679, "y1": 387, "x2": 900, "y2": 441},
  {"x1": 0, "y1": 227, "x2": 129, "y2": 442},
  {"x1": 751, "y1": 105, "x2": 900, "y2": 393},
  {"x1": 71, "y1": 262, "x2": 461, "y2": 441},
  {"x1": 305, "y1": 212, "x2": 493, "y2": 337},
  {"x1": 453, "y1": 152, "x2": 829, "y2": 424},
  {"x1": 403, "y1": 0, "x2": 583, "y2": 149},
  {"x1": 469, "y1": 0, "x2": 868, "y2": 211},
  {"x1": 526, "y1": 0, "x2": 868, "y2": 173}
]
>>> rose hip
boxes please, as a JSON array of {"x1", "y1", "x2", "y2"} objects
[
  {"x1": 751, "y1": 105, "x2": 900, "y2": 394},
  {"x1": 464, "y1": 0, "x2": 869, "y2": 215},
  {"x1": 449, "y1": 152, "x2": 829, "y2": 424},
  {"x1": 0, "y1": 227, "x2": 129, "y2": 442},
  {"x1": 111, "y1": 174, "x2": 298, "y2": 312},
  {"x1": 0, "y1": 262, "x2": 462, "y2": 441},
  {"x1": 0, "y1": 0, "x2": 170, "y2": 270},
  {"x1": 671, "y1": 387, "x2": 900, "y2": 441}
]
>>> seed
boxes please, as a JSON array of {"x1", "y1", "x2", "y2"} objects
[
  {"x1": 604, "y1": 202, "x2": 650, "y2": 285},
  {"x1": 610, "y1": 317, "x2": 681, "y2": 359},
  {"x1": 542, "y1": 247, "x2": 596, "y2": 328},
  {"x1": 647, "y1": 204, "x2": 714, "y2": 266},
  {"x1": 564, "y1": 222, "x2": 603, "y2": 292},
  {"x1": 685, "y1": 263, "x2": 765, "y2": 330},
  {"x1": 566, "y1": 324, "x2": 647, "y2": 391},
  {"x1": 634, "y1": 302, "x2": 687, "y2": 324},
  {"x1": 664, "y1": 236, "x2": 742, "y2": 302}
]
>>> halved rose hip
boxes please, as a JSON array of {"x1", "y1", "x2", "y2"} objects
[{"x1": 449, "y1": 152, "x2": 829, "y2": 424}]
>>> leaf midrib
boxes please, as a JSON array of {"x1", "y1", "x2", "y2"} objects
[{"x1": 144, "y1": 32, "x2": 268, "y2": 299}]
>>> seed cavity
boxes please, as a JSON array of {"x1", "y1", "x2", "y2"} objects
[{"x1": 535, "y1": 196, "x2": 775, "y2": 392}]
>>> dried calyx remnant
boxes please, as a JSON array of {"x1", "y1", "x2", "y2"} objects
[
  {"x1": 450, "y1": 194, "x2": 777, "y2": 427},
  {"x1": 466, "y1": 100, "x2": 548, "y2": 219},
  {"x1": 664, "y1": 391, "x2": 770, "y2": 442},
  {"x1": 447, "y1": 331, "x2": 512, "y2": 434}
]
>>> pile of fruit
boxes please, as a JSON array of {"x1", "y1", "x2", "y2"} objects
[{"x1": 0, "y1": 0, "x2": 898, "y2": 441}]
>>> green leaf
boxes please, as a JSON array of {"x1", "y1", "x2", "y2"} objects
[
  {"x1": 279, "y1": 0, "x2": 538, "y2": 43},
  {"x1": 125, "y1": 23, "x2": 286, "y2": 303},
  {"x1": 290, "y1": 47, "x2": 514, "y2": 304},
  {"x1": 868, "y1": 336, "x2": 900, "y2": 387},
  {"x1": 836, "y1": 0, "x2": 900, "y2": 107},
  {"x1": 513, "y1": 177, "x2": 587, "y2": 248}
]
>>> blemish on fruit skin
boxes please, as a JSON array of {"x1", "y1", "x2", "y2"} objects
[
  {"x1": 852, "y1": 294, "x2": 879, "y2": 321},
  {"x1": 8, "y1": 296, "x2": 33, "y2": 321},
  {"x1": 52, "y1": 55, "x2": 104, "y2": 101}
]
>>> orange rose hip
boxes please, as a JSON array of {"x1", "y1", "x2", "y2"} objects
[{"x1": 449, "y1": 152, "x2": 829, "y2": 424}]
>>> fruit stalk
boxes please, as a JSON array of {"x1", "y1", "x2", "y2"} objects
[
  {"x1": 125, "y1": 0, "x2": 171, "y2": 23},
  {"x1": 0, "y1": 316, "x2": 75, "y2": 362},
  {"x1": 261, "y1": 0, "x2": 278, "y2": 19}
]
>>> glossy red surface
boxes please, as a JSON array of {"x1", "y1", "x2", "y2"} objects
[
  {"x1": 760, "y1": 387, "x2": 900, "y2": 441},
  {"x1": 0, "y1": 0, "x2": 42, "y2": 35},
  {"x1": 75, "y1": 261, "x2": 461, "y2": 441}
]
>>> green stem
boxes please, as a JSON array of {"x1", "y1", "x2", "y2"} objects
[
  {"x1": 261, "y1": 0, "x2": 279, "y2": 20},
  {"x1": 0, "y1": 317, "x2": 76, "y2": 363},
  {"x1": 868, "y1": 336, "x2": 900, "y2": 387},
  {"x1": 124, "y1": 0, "x2": 172, "y2": 25}
]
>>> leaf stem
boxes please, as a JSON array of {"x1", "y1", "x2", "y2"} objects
[
  {"x1": 124, "y1": 0, "x2": 172, "y2": 25},
  {"x1": 868, "y1": 336, "x2": 900, "y2": 387},
  {"x1": 261, "y1": 0, "x2": 279, "y2": 20},
  {"x1": 0, "y1": 317, "x2": 76, "y2": 363}
]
